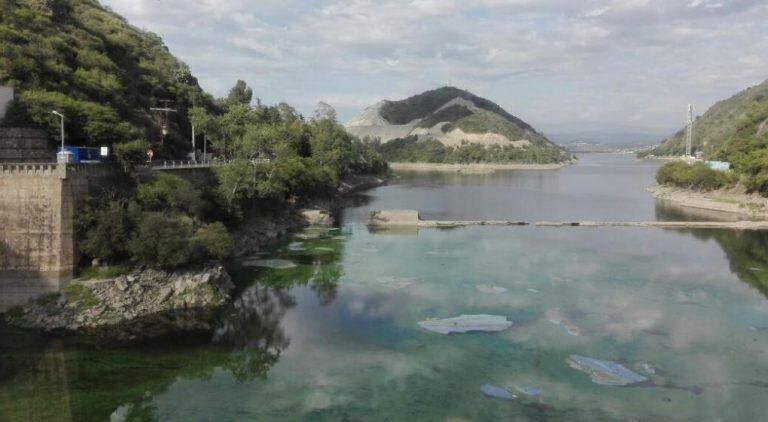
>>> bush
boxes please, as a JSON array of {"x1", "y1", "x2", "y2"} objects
[
  {"x1": 192, "y1": 222, "x2": 234, "y2": 260},
  {"x1": 76, "y1": 199, "x2": 131, "y2": 263},
  {"x1": 114, "y1": 140, "x2": 150, "y2": 173},
  {"x1": 137, "y1": 173, "x2": 206, "y2": 217},
  {"x1": 656, "y1": 161, "x2": 734, "y2": 191},
  {"x1": 129, "y1": 213, "x2": 195, "y2": 268}
]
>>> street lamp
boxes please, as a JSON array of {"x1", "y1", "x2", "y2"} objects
[
  {"x1": 51, "y1": 110, "x2": 71, "y2": 164},
  {"x1": 51, "y1": 110, "x2": 64, "y2": 149}
]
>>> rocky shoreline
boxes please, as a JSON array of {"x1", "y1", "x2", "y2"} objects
[
  {"x1": 5, "y1": 266, "x2": 234, "y2": 340},
  {"x1": 649, "y1": 185, "x2": 768, "y2": 220}
]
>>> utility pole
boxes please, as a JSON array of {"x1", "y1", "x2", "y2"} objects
[
  {"x1": 191, "y1": 123, "x2": 196, "y2": 161},
  {"x1": 150, "y1": 99, "x2": 177, "y2": 144},
  {"x1": 685, "y1": 104, "x2": 694, "y2": 158}
]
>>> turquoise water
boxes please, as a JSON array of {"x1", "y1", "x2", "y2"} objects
[{"x1": 2, "y1": 154, "x2": 768, "y2": 421}]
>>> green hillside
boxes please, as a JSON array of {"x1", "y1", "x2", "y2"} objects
[
  {"x1": 648, "y1": 79, "x2": 768, "y2": 194},
  {"x1": 0, "y1": 0, "x2": 213, "y2": 156},
  {"x1": 646, "y1": 79, "x2": 768, "y2": 157}
]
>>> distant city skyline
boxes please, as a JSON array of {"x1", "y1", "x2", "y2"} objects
[{"x1": 103, "y1": 0, "x2": 768, "y2": 142}]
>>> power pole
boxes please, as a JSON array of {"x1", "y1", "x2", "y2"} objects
[
  {"x1": 150, "y1": 99, "x2": 177, "y2": 144},
  {"x1": 685, "y1": 104, "x2": 694, "y2": 158}
]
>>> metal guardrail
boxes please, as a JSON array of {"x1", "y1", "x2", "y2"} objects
[
  {"x1": 150, "y1": 158, "x2": 270, "y2": 170},
  {"x1": 150, "y1": 160, "x2": 223, "y2": 170}
]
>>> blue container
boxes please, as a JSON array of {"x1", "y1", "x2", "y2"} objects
[{"x1": 56, "y1": 146, "x2": 102, "y2": 164}]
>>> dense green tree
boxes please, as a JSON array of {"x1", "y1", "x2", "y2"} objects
[
  {"x1": 136, "y1": 173, "x2": 206, "y2": 217},
  {"x1": 226, "y1": 80, "x2": 254, "y2": 107},
  {"x1": 655, "y1": 160, "x2": 735, "y2": 191},
  {"x1": 76, "y1": 198, "x2": 131, "y2": 263},
  {"x1": 192, "y1": 222, "x2": 234, "y2": 260},
  {"x1": 129, "y1": 213, "x2": 195, "y2": 268}
]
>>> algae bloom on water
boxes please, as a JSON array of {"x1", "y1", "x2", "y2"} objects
[
  {"x1": 567, "y1": 355, "x2": 648, "y2": 386},
  {"x1": 418, "y1": 314, "x2": 513, "y2": 335}
]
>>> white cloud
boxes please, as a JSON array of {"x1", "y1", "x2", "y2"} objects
[{"x1": 102, "y1": 0, "x2": 768, "y2": 141}]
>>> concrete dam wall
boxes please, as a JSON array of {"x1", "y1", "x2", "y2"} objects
[{"x1": 0, "y1": 163, "x2": 112, "y2": 310}]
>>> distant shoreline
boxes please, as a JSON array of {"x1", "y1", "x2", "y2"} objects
[
  {"x1": 388, "y1": 162, "x2": 570, "y2": 174},
  {"x1": 648, "y1": 185, "x2": 768, "y2": 220}
]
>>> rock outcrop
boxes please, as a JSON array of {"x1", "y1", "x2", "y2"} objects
[{"x1": 5, "y1": 266, "x2": 234, "y2": 340}]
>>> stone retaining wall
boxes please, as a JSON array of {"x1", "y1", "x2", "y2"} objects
[{"x1": 0, "y1": 128, "x2": 54, "y2": 163}]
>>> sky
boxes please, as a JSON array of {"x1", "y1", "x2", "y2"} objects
[{"x1": 101, "y1": 0, "x2": 768, "y2": 143}]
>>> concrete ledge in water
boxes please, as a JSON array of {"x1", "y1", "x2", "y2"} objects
[
  {"x1": 367, "y1": 210, "x2": 768, "y2": 230},
  {"x1": 368, "y1": 210, "x2": 421, "y2": 226}
]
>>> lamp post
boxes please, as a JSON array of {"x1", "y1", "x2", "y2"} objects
[
  {"x1": 51, "y1": 110, "x2": 64, "y2": 149},
  {"x1": 51, "y1": 110, "x2": 71, "y2": 164}
]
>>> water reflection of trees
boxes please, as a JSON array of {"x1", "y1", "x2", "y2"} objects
[
  {"x1": 213, "y1": 285, "x2": 294, "y2": 382},
  {"x1": 655, "y1": 204, "x2": 768, "y2": 299},
  {"x1": 0, "y1": 231, "x2": 347, "y2": 421}
]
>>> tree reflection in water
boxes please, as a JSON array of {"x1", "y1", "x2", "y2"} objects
[
  {"x1": 655, "y1": 203, "x2": 768, "y2": 299},
  {"x1": 0, "y1": 228, "x2": 347, "y2": 421}
]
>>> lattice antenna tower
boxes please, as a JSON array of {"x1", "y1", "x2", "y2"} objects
[{"x1": 685, "y1": 104, "x2": 694, "y2": 157}]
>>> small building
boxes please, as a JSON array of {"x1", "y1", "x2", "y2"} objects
[
  {"x1": 706, "y1": 161, "x2": 731, "y2": 172},
  {"x1": 0, "y1": 86, "x2": 13, "y2": 122}
]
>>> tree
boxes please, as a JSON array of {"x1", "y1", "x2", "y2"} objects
[
  {"x1": 192, "y1": 222, "x2": 234, "y2": 260},
  {"x1": 313, "y1": 101, "x2": 337, "y2": 122},
  {"x1": 129, "y1": 213, "x2": 195, "y2": 268},
  {"x1": 136, "y1": 173, "x2": 206, "y2": 217},
  {"x1": 76, "y1": 199, "x2": 131, "y2": 263},
  {"x1": 227, "y1": 80, "x2": 253, "y2": 106}
]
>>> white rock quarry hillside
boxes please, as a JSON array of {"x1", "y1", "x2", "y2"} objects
[{"x1": 345, "y1": 86, "x2": 561, "y2": 151}]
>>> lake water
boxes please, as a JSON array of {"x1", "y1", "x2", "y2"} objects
[{"x1": 2, "y1": 154, "x2": 768, "y2": 421}]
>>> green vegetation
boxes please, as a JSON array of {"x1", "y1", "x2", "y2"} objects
[
  {"x1": 379, "y1": 86, "x2": 536, "y2": 132},
  {"x1": 63, "y1": 283, "x2": 100, "y2": 311},
  {"x1": 710, "y1": 101, "x2": 768, "y2": 194},
  {"x1": 454, "y1": 109, "x2": 540, "y2": 143},
  {"x1": 644, "y1": 79, "x2": 768, "y2": 157},
  {"x1": 655, "y1": 161, "x2": 735, "y2": 191},
  {"x1": 76, "y1": 80, "x2": 386, "y2": 269},
  {"x1": 647, "y1": 79, "x2": 768, "y2": 195},
  {"x1": 78, "y1": 265, "x2": 128, "y2": 280},
  {"x1": 0, "y1": 0, "x2": 213, "y2": 156},
  {"x1": 374, "y1": 136, "x2": 570, "y2": 164}
]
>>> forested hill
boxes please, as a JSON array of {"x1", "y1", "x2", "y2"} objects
[
  {"x1": 0, "y1": 0, "x2": 212, "y2": 156},
  {"x1": 645, "y1": 79, "x2": 768, "y2": 157},
  {"x1": 346, "y1": 87, "x2": 570, "y2": 164}
]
